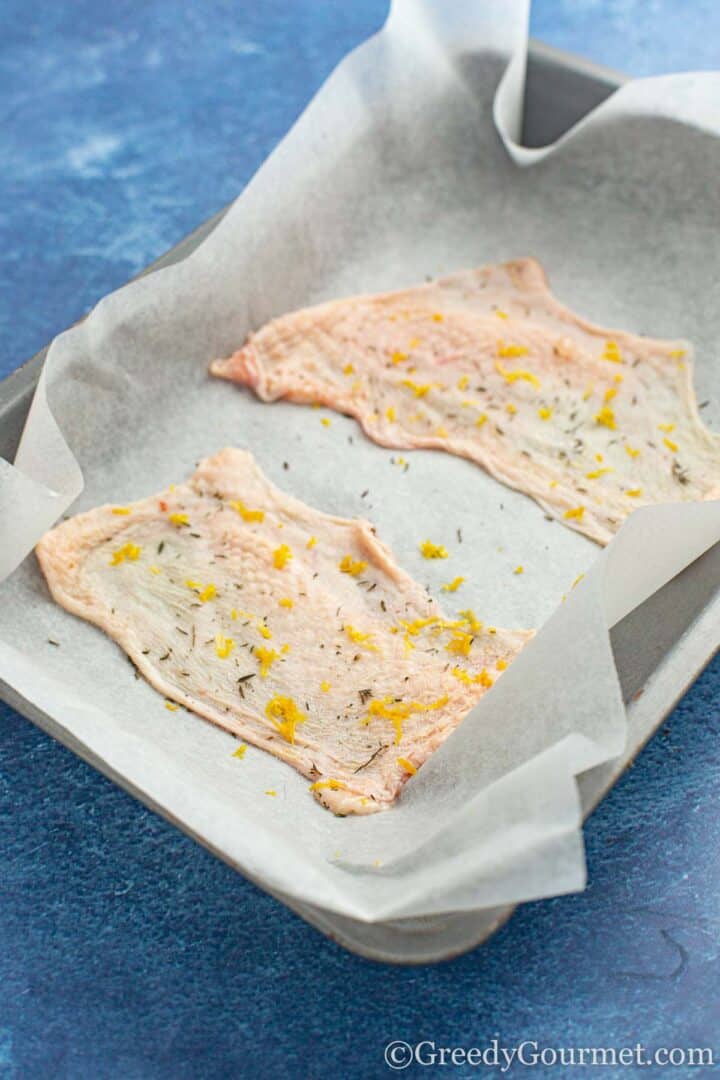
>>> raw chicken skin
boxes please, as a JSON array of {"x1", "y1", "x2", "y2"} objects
[
  {"x1": 36, "y1": 450, "x2": 530, "y2": 815},
  {"x1": 211, "y1": 258, "x2": 720, "y2": 545}
]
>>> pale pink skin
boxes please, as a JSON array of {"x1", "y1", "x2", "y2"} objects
[
  {"x1": 211, "y1": 258, "x2": 720, "y2": 546},
  {"x1": 36, "y1": 449, "x2": 530, "y2": 815}
]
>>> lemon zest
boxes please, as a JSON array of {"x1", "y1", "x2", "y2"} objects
[
  {"x1": 420, "y1": 540, "x2": 448, "y2": 559},
  {"x1": 602, "y1": 340, "x2": 623, "y2": 363},
  {"x1": 111, "y1": 507, "x2": 131, "y2": 515},
  {"x1": 397, "y1": 757, "x2": 417, "y2": 775},
  {"x1": 625, "y1": 444, "x2": 641, "y2": 459},
  {"x1": 495, "y1": 360, "x2": 540, "y2": 389},
  {"x1": 266, "y1": 695, "x2": 307, "y2": 744},
  {"x1": 273, "y1": 544, "x2": 293, "y2": 569},
  {"x1": 164, "y1": 701, "x2": 179, "y2": 712},
  {"x1": 345, "y1": 625, "x2": 377, "y2": 651},
  {"x1": 233, "y1": 744, "x2": 247, "y2": 759},
  {"x1": 230, "y1": 499, "x2": 265, "y2": 523},
  {"x1": 514, "y1": 565, "x2": 524, "y2": 575},
  {"x1": 310, "y1": 778, "x2": 347, "y2": 792},
  {"x1": 564, "y1": 506, "x2": 586, "y2": 521},
  {"x1": 585, "y1": 467, "x2": 614, "y2": 480},
  {"x1": 441, "y1": 576, "x2": 465, "y2": 593},
  {"x1": 169, "y1": 512, "x2": 189, "y2": 526},
  {"x1": 365, "y1": 694, "x2": 448, "y2": 744},
  {"x1": 663, "y1": 437, "x2": 678, "y2": 453},
  {"x1": 279, "y1": 597, "x2": 294, "y2": 609},
  {"x1": 320, "y1": 681, "x2": 331, "y2": 693},
  {"x1": 256, "y1": 646, "x2": 279, "y2": 677},
  {"x1": 339, "y1": 555, "x2": 368, "y2": 576},
  {"x1": 110, "y1": 542, "x2": 141, "y2": 566},
  {"x1": 538, "y1": 406, "x2": 552, "y2": 421},
  {"x1": 306, "y1": 536, "x2": 317, "y2": 549},
  {"x1": 214, "y1": 634, "x2": 235, "y2": 659},
  {"x1": 626, "y1": 488, "x2": 643, "y2": 497},
  {"x1": 594, "y1": 405, "x2": 617, "y2": 430}
]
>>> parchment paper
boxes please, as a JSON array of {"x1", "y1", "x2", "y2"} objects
[{"x1": 1, "y1": 0, "x2": 719, "y2": 922}]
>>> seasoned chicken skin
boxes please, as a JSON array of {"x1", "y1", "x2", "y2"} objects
[
  {"x1": 211, "y1": 258, "x2": 720, "y2": 545},
  {"x1": 36, "y1": 450, "x2": 530, "y2": 814}
]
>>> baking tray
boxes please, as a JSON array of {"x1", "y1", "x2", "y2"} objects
[{"x1": 2, "y1": 40, "x2": 718, "y2": 963}]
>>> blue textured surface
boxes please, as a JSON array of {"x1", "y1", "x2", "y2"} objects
[{"x1": 1, "y1": 2, "x2": 719, "y2": 1077}]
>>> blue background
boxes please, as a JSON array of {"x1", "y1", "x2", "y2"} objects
[{"x1": 1, "y1": 2, "x2": 719, "y2": 1076}]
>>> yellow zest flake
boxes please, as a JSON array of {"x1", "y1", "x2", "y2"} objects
[
  {"x1": 273, "y1": 544, "x2": 293, "y2": 569},
  {"x1": 663, "y1": 437, "x2": 678, "y2": 453},
  {"x1": 445, "y1": 631, "x2": 473, "y2": 657},
  {"x1": 585, "y1": 467, "x2": 614, "y2": 480},
  {"x1": 458, "y1": 609, "x2": 482, "y2": 634},
  {"x1": 214, "y1": 634, "x2": 235, "y2": 660},
  {"x1": 230, "y1": 608, "x2": 238, "y2": 620},
  {"x1": 420, "y1": 540, "x2": 448, "y2": 559},
  {"x1": 401, "y1": 378, "x2": 431, "y2": 398},
  {"x1": 625, "y1": 444, "x2": 641, "y2": 459},
  {"x1": 351, "y1": 381, "x2": 362, "y2": 394},
  {"x1": 391, "y1": 351, "x2": 408, "y2": 365},
  {"x1": 408, "y1": 337, "x2": 422, "y2": 349},
  {"x1": 572, "y1": 573, "x2": 585, "y2": 589},
  {"x1": 457, "y1": 374, "x2": 469, "y2": 391},
  {"x1": 505, "y1": 403, "x2": 517, "y2": 416},
  {"x1": 258, "y1": 624, "x2": 273, "y2": 640},
  {"x1": 497, "y1": 342, "x2": 529, "y2": 359},
  {"x1": 626, "y1": 488, "x2": 643, "y2": 498},
  {"x1": 582, "y1": 385, "x2": 594, "y2": 401},
  {"x1": 230, "y1": 499, "x2": 265, "y2": 523},
  {"x1": 451, "y1": 666, "x2": 493, "y2": 688},
  {"x1": 403, "y1": 634, "x2": 415, "y2": 655},
  {"x1": 432, "y1": 312, "x2": 444, "y2": 322},
  {"x1": 164, "y1": 701, "x2": 179, "y2": 712},
  {"x1": 280, "y1": 643, "x2": 290, "y2": 654},
  {"x1": 343, "y1": 363, "x2": 355, "y2": 376},
  {"x1": 595, "y1": 453, "x2": 604, "y2": 462},
  {"x1": 365, "y1": 694, "x2": 448, "y2": 744},
  {"x1": 669, "y1": 348, "x2": 686, "y2": 359},
  {"x1": 266, "y1": 695, "x2": 307, "y2": 744},
  {"x1": 434, "y1": 425, "x2": 448, "y2": 437},
  {"x1": 399, "y1": 615, "x2": 439, "y2": 636},
  {"x1": 442, "y1": 576, "x2": 465, "y2": 593},
  {"x1": 306, "y1": 535, "x2": 317, "y2": 549},
  {"x1": 255, "y1": 646, "x2": 279, "y2": 677},
  {"x1": 397, "y1": 757, "x2": 417, "y2": 775},
  {"x1": 310, "y1": 778, "x2": 347, "y2": 792},
  {"x1": 549, "y1": 480, "x2": 558, "y2": 489},
  {"x1": 658, "y1": 422, "x2": 676, "y2": 433},
  {"x1": 185, "y1": 579, "x2": 216, "y2": 602},
  {"x1": 393, "y1": 456, "x2": 407, "y2": 466},
  {"x1": 603, "y1": 387, "x2": 617, "y2": 404},
  {"x1": 110, "y1": 542, "x2": 142, "y2": 566},
  {"x1": 111, "y1": 506, "x2": 131, "y2": 515},
  {"x1": 564, "y1": 506, "x2": 586, "y2": 521},
  {"x1": 495, "y1": 309, "x2": 509, "y2": 319},
  {"x1": 594, "y1": 405, "x2": 617, "y2": 430},
  {"x1": 169, "y1": 512, "x2": 189, "y2": 527},
  {"x1": 279, "y1": 597, "x2": 294, "y2": 609},
  {"x1": 320, "y1": 417, "x2": 331, "y2": 427},
  {"x1": 345, "y1": 625, "x2": 377, "y2": 651},
  {"x1": 538, "y1": 406, "x2": 552, "y2": 421},
  {"x1": 514, "y1": 565, "x2": 524, "y2": 575},
  {"x1": 495, "y1": 361, "x2": 540, "y2": 390},
  {"x1": 339, "y1": 554, "x2": 368, "y2": 576},
  {"x1": 475, "y1": 413, "x2": 488, "y2": 428},
  {"x1": 496, "y1": 658, "x2": 508, "y2": 671},
  {"x1": 602, "y1": 340, "x2": 623, "y2": 363},
  {"x1": 233, "y1": 744, "x2": 247, "y2": 759},
  {"x1": 149, "y1": 565, "x2": 161, "y2": 575},
  {"x1": 320, "y1": 681, "x2": 331, "y2": 693},
  {"x1": 265, "y1": 790, "x2": 277, "y2": 797},
  {"x1": 385, "y1": 406, "x2": 397, "y2": 422}
]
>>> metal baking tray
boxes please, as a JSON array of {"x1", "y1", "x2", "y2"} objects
[{"x1": 2, "y1": 40, "x2": 719, "y2": 963}]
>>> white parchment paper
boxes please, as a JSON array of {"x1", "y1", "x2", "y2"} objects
[{"x1": 1, "y1": 0, "x2": 719, "y2": 922}]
